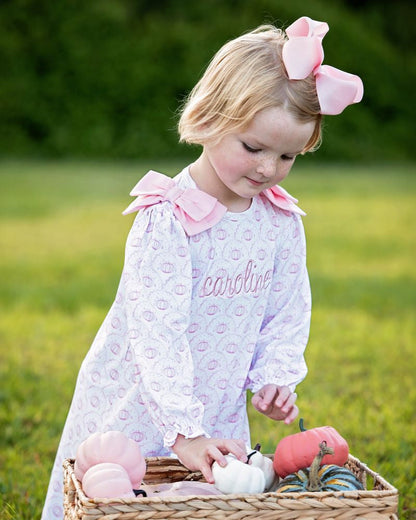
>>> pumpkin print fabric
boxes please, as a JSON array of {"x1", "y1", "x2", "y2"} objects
[{"x1": 41, "y1": 166, "x2": 311, "y2": 519}]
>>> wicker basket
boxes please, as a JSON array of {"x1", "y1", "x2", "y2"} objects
[{"x1": 63, "y1": 455, "x2": 398, "y2": 519}]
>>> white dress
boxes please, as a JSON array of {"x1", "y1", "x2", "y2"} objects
[{"x1": 41, "y1": 166, "x2": 311, "y2": 519}]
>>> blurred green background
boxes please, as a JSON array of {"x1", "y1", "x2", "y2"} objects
[
  {"x1": 1, "y1": 0, "x2": 415, "y2": 162},
  {"x1": 1, "y1": 1, "x2": 415, "y2": 519}
]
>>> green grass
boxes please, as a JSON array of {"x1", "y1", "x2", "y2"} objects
[{"x1": 0, "y1": 160, "x2": 415, "y2": 519}]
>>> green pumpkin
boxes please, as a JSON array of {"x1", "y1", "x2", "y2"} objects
[
  {"x1": 277, "y1": 463, "x2": 364, "y2": 492},
  {"x1": 276, "y1": 441, "x2": 364, "y2": 493}
]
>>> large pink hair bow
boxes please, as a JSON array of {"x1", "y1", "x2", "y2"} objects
[
  {"x1": 123, "y1": 171, "x2": 306, "y2": 235},
  {"x1": 282, "y1": 16, "x2": 363, "y2": 115}
]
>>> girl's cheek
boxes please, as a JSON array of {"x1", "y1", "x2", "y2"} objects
[{"x1": 240, "y1": 154, "x2": 256, "y2": 169}]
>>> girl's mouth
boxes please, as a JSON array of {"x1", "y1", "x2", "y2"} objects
[{"x1": 246, "y1": 177, "x2": 265, "y2": 187}]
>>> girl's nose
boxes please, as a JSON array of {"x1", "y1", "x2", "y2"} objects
[{"x1": 258, "y1": 156, "x2": 278, "y2": 178}]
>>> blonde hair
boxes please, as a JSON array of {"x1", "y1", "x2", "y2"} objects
[{"x1": 178, "y1": 25, "x2": 322, "y2": 153}]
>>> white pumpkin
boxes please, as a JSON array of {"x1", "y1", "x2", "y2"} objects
[
  {"x1": 212, "y1": 454, "x2": 265, "y2": 494},
  {"x1": 246, "y1": 446, "x2": 276, "y2": 491}
]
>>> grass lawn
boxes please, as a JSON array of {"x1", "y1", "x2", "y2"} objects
[{"x1": 0, "y1": 160, "x2": 415, "y2": 519}]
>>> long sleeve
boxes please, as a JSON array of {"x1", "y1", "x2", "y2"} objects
[
  {"x1": 247, "y1": 211, "x2": 311, "y2": 392},
  {"x1": 120, "y1": 203, "x2": 208, "y2": 447}
]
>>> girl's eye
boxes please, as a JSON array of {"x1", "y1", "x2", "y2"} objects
[
  {"x1": 281, "y1": 154, "x2": 295, "y2": 161},
  {"x1": 242, "y1": 142, "x2": 261, "y2": 153}
]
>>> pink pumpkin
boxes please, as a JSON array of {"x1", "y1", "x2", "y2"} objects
[
  {"x1": 274, "y1": 418, "x2": 349, "y2": 478},
  {"x1": 74, "y1": 431, "x2": 146, "y2": 487},
  {"x1": 82, "y1": 462, "x2": 135, "y2": 499}
]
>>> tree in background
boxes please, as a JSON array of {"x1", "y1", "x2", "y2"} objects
[{"x1": 0, "y1": 0, "x2": 414, "y2": 161}]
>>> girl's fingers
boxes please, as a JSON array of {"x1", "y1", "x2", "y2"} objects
[
  {"x1": 201, "y1": 461, "x2": 215, "y2": 483},
  {"x1": 251, "y1": 393, "x2": 262, "y2": 411},
  {"x1": 253, "y1": 384, "x2": 279, "y2": 412},
  {"x1": 202, "y1": 440, "x2": 246, "y2": 482},
  {"x1": 280, "y1": 390, "x2": 297, "y2": 413},
  {"x1": 284, "y1": 404, "x2": 299, "y2": 424},
  {"x1": 206, "y1": 444, "x2": 227, "y2": 467},
  {"x1": 274, "y1": 385, "x2": 291, "y2": 407},
  {"x1": 216, "y1": 439, "x2": 246, "y2": 462}
]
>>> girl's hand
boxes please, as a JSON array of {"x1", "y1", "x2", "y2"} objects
[
  {"x1": 171, "y1": 435, "x2": 247, "y2": 484},
  {"x1": 252, "y1": 384, "x2": 298, "y2": 424}
]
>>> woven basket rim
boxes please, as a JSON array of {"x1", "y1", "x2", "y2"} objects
[{"x1": 63, "y1": 453, "x2": 398, "y2": 508}]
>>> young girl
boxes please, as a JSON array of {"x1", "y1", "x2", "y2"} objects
[{"x1": 42, "y1": 16, "x2": 362, "y2": 519}]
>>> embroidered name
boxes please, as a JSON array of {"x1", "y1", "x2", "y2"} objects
[{"x1": 199, "y1": 260, "x2": 272, "y2": 298}]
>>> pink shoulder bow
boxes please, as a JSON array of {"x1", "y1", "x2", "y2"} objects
[
  {"x1": 262, "y1": 185, "x2": 306, "y2": 216},
  {"x1": 282, "y1": 16, "x2": 364, "y2": 115},
  {"x1": 122, "y1": 170, "x2": 227, "y2": 236}
]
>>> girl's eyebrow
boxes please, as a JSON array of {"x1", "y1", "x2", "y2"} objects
[{"x1": 242, "y1": 134, "x2": 266, "y2": 147}]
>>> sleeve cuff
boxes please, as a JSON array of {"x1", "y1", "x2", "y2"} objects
[{"x1": 163, "y1": 426, "x2": 210, "y2": 449}]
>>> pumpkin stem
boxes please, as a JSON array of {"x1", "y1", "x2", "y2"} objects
[
  {"x1": 299, "y1": 418, "x2": 307, "y2": 432},
  {"x1": 306, "y1": 441, "x2": 335, "y2": 492},
  {"x1": 246, "y1": 450, "x2": 257, "y2": 463},
  {"x1": 246, "y1": 443, "x2": 262, "y2": 463},
  {"x1": 133, "y1": 489, "x2": 147, "y2": 498}
]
